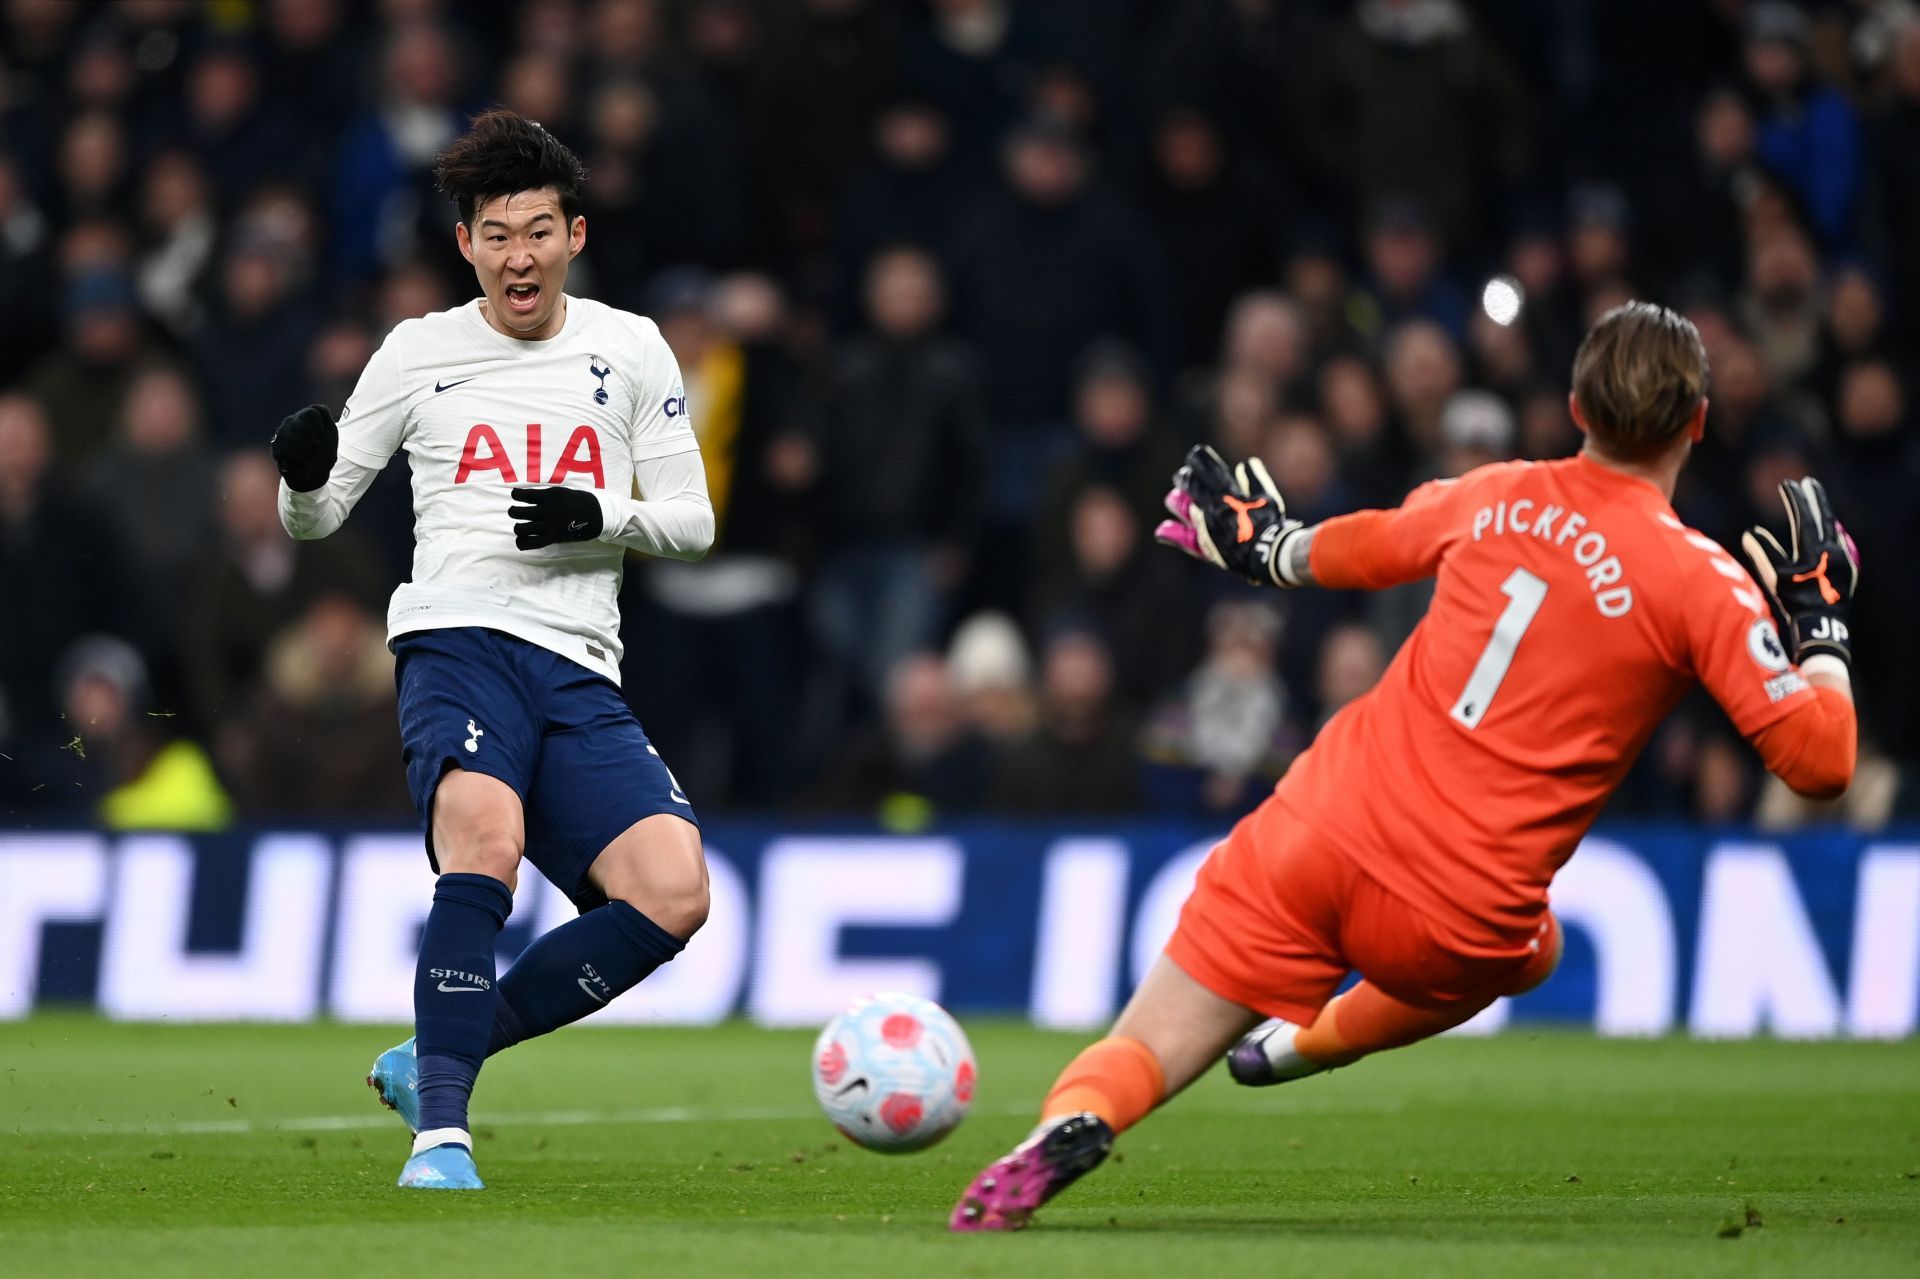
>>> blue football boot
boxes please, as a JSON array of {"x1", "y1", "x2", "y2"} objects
[
  {"x1": 366, "y1": 1036, "x2": 420, "y2": 1133},
  {"x1": 397, "y1": 1141, "x2": 484, "y2": 1190}
]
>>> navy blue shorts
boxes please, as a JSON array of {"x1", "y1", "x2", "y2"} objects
[{"x1": 393, "y1": 627, "x2": 698, "y2": 911}]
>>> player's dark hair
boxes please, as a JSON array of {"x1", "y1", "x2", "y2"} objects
[
  {"x1": 1572, "y1": 301, "x2": 1710, "y2": 462},
  {"x1": 433, "y1": 108, "x2": 588, "y2": 229}
]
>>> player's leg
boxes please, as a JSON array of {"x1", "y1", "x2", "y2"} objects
[
  {"x1": 1232, "y1": 911, "x2": 1563, "y2": 1084},
  {"x1": 484, "y1": 667, "x2": 706, "y2": 1056},
  {"x1": 381, "y1": 630, "x2": 539, "y2": 1187},
  {"x1": 486, "y1": 812, "x2": 706, "y2": 1055},
  {"x1": 398, "y1": 767, "x2": 522, "y2": 1186},
  {"x1": 952, "y1": 956, "x2": 1262, "y2": 1232}
]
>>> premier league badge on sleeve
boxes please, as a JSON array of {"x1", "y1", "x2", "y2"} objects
[{"x1": 589, "y1": 356, "x2": 611, "y2": 405}]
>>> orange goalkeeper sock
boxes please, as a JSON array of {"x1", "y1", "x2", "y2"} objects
[
  {"x1": 1294, "y1": 982, "x2": 1492, "y2": 1069},
  {"x1": 1040, "y1": 1036, "x2": 1166, "y2": 1134}
]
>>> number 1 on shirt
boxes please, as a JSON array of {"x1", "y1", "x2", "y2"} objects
[{"x1": 1450, "y1": 567, "x2": 1548, "y2": 729}]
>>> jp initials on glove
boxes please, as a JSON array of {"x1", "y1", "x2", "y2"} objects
[
  {"x1": 509, "y1": 485, "x2": 604, "y2": 550},
  {"x1": 270, "y1": 404, "x2": 338, "y2": 493},
  {"x1": 1153, "y1": 444, "x2": 1307, "y2": 587},
  {"x1": 1739, "y1": 476, "x2": 1860, "y2": 665}
]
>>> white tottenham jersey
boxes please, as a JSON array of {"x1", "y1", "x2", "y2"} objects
[{"x1": 281, "y1": 296, "x2": 705, "y2": 684}]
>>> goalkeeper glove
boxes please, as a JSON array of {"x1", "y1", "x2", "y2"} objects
[
  {"x1": 270, "y1": 404, "x2": 338, "y2": 493},
  {"x1": 509, "y1": 485, "x2": 604, "y2": 550},
  {"x1": 1153, "y1": 444, "x2": 1308, "y2": 587},
  {"x1": 1739, "y1": 475, "x2": 1859, "y2": 665}
]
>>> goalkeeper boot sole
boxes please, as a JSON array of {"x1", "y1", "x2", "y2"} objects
[
  {"x1": 367, "y1": 1036, "x2": 420, "y2": 1134},
  {"x1": 1226, "y1": 1019, "x2": 1328, "y2": 1086},
  {"x1": 950, "y1": 1112, "x2": 1113, "y2": 1232}
]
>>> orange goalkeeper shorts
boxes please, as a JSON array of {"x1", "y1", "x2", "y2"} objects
[{"x1": 1164, "y1": 793, "x2": 1560, "y2": 1024}]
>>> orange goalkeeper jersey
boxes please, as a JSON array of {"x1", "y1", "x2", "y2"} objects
[{"x1": 1274, "y1": 453, "x2": 1827, "y2": 952}]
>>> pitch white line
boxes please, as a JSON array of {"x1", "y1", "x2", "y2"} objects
[{"x1": 6, "y1": 1095, "x2": 1402, "y2": 1138}]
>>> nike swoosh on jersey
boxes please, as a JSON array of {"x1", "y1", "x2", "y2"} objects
[
  {"x1": 577, "y1": 977, "x2": 608, "y2": 1004},
  {"x1": 436, "y1": 981, "x2": 487, "y2": 993},
  {"x1": 568, "y1": 520, "x2": 591, "y2": 533},
  {"x1": 434, "y1": 377, "x2": 477, "y2": 393}
]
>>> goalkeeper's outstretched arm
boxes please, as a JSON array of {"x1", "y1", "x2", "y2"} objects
[{"x1": 1154, "y1": 443, "x2": 1449, "y2": 592}]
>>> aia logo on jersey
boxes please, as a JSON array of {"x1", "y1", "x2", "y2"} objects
[
  {"x1": 588, "y1": 356, "x2": 611, "y2": 405},
  {"x1": 454, "y1": 423, "x2": 605, "y2": 488}
]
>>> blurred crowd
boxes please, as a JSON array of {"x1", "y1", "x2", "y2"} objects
[{"x1": 3, "y1": 0, "x2": 1919, "y2": 831}]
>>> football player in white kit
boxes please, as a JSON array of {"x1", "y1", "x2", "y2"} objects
[{"x1": 270, "y1": 110, "x2": 715, "y2": 1190}]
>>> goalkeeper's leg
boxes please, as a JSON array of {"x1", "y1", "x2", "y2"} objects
[
  {"x1": 1232, "y1": 913, "x2": 1564, "y2": 1084},
  {"x1": 951, "y1": 956, "x2": 1263, "y2": 1231}
]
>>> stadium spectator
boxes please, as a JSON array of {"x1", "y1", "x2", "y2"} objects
[
  {"x1": 801, "y1": 246, "x2": 988, "y2": 702},
  {"x1": 835, "y1": 96, "x2": 972, "y2": 312},
  {"x1": 182, "y1": 40, "x2": 302, "y2": 211},
  {"x1": 948, "y1": 115, "x2": 1169, "y2": 432},
  {"x1": 27, "y1": 267, "x2": 147, "y2": 468},
  {"x1": 32, "y1": 635, "x2": 231, "y2": 831},
  {"x1": 1141, "y1": 599, "x2": 1291, "y2": 813},
  {"x1": 1029, "y1": 482, "x2": 1200, "y2": 710},
  {"x1": 1743, "y1": 1, "x2": 1864, "y2": 249},
  {"x1": 989, "y1": 630, "x2": 1141, "y2": 815},
  {"x1": 0, "y1": 394, "x2": 128, "y2": 742},
  {"x1": 260, "y1": 0, "x2": 366, "y2": 141},
  {"x1": 946, "y1": 610, "x2": 1038, "y2": 750},
  {"x1": 331, "y1": 21, "x2": 467, "y2": 279},
  {"x1": 134, "y1": 151, "x2": 217, "y2": 337},
  {"x1": 1359, "y1": 197, "x2": 1469, "y2": 344},
  {"x1": 1300, "y1": 0, "x2": 1533, "y2": 256},
  {"x1": 628, "y1": 269, "x2": 809, "y2": 806},
  {"x1": 180, "y1": 451, "x2": 385, "y2": 736},
  {"x1": 83, "y1": 364, "x2": 220, "y2": 694},
  {"x1": 52, "y1": 110, "x2": 133, "y2": 226},
  {"x1": 903, "y1": 0, "x2": 1070, "y2": 170},
  {"x1": 0, "y1": 155, "x2": 57, "y2": 384},
  {"x1": 222, "y1": 593, "x2": 413, "y2": 820},
  {"x1": 745, "y1": 0, "x2": 900, "y2": 256},
  {"x1": 1865, "y1": 19, "x2": 1920, "y2": 343},
  {"x1": 807, "y1": 652, "x2": 993, "y2": 821},
  {"x1": 1140, "y1": 105, "x2": 1289, "y2": 369},
  {"x1": 191, "y1": 197, "x2": 323, "y2": 447},
  {"x1": 1381, "y1": 319, "x2": 1464, "y2": 461},
  {"x1": 1035, "y1": 342, "x2": 1187, "y2": 594}
]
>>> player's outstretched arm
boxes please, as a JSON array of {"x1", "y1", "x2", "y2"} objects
[
  {"x1": 1153, "y1": 444, "x2": 1314, "y2": 587},
  {"x1": 1737, "y1": 476, "x2": 1860, "y2": 798},
  {"x1": 273, "y1": 403, "x2": 381, "y2": 540}
]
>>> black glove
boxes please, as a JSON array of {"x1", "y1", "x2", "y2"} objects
[
  {"x1": 509, "y1": 485, "x2": 604, "y2": 550},
  {"x1": 1740, "y1": 476, "x2": 1860, "y2": 665},
  {"x1": 270, "y1": 404, "x2": 338, "y2": 492},
  {"x1": 1153, "y1": 444, "x2": 1306, "y2": 587}
]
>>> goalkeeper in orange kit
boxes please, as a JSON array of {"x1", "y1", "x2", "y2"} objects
[{"x1": 951, "y1": 302, "x2": 1861, "y2": 1231}]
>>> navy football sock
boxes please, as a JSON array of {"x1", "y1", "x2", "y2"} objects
[
  {"x1": 413, "y1": 872, "x2": 514, "y2": 1144},
  {"x1": 487, "y1": 901, "x2": 686, "y2": 1056}
]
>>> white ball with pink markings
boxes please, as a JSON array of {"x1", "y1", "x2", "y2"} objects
[{"x1": 811, "y1": 992, "x2": 976, "y2": 1153}]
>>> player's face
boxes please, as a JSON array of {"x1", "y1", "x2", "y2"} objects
[{"x1": 456, "y1": 188, "x2": 586, "y2": 341}]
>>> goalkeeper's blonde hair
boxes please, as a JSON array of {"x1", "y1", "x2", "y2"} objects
[{"x1": 1572, "y1": 302, "x2": 1709, "y2": 462}]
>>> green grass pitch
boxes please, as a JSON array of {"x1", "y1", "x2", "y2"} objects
[{"x1": 2, "y1": 1017, "x2": 1916, "y2": 1278}]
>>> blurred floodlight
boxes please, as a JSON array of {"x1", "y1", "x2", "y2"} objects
[{"x1": 1481, "y1": 275, "x2": 1523, "y2": 327}]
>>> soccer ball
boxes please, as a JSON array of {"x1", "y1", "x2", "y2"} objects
[{"x1": 811, "y1": 992, "x2": 976, "y2": 1153}]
